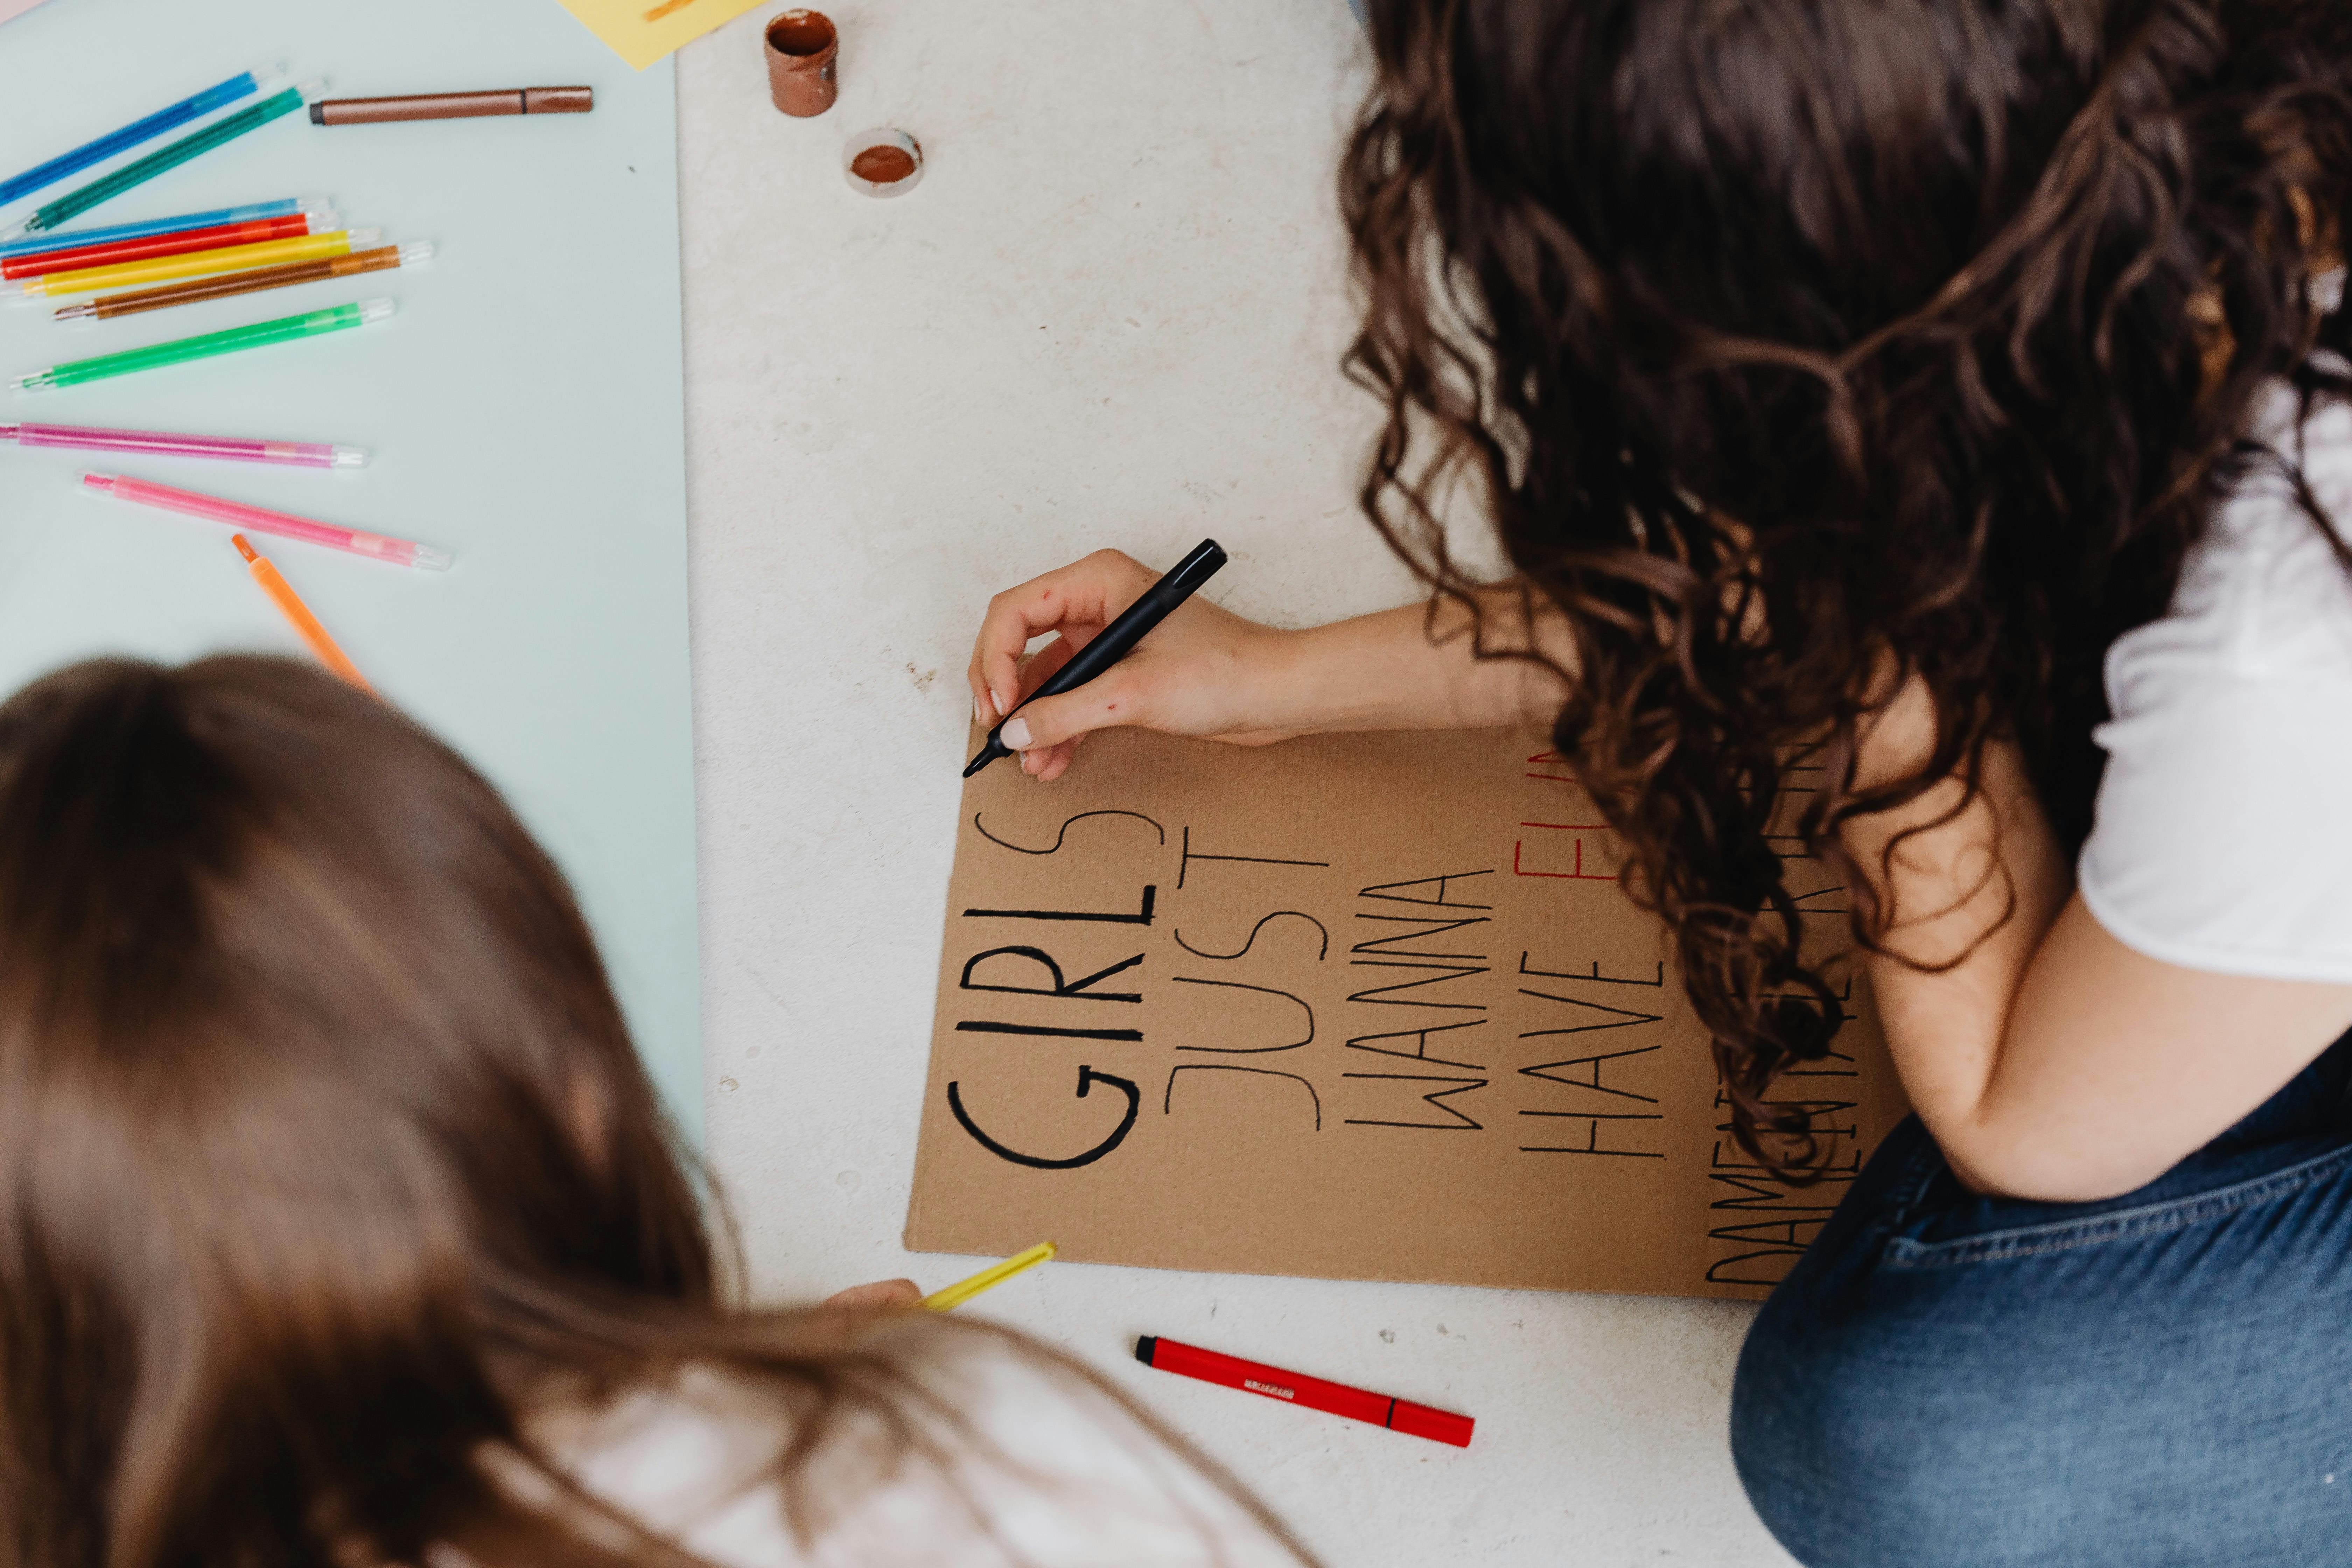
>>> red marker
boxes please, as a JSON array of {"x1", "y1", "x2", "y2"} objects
[
  {"x1": 1, "y1": 213, "x2": 324, "y2": 280},
  {"x1": 1134, "y1": 1336, "x2": 1474, "y2": 1448}
]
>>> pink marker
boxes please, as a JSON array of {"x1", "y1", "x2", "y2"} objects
[
  {"x1": 4, "y1": 421, "x2": 365, "y2": 468},
  {"x1": 79, "y1": 472, "x2": 449, "y2": 571}
]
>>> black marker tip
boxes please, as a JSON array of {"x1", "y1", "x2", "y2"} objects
[
  {"x1": 963, "y1": 741, "x2": 1007, "y2": 778},
  {"x1": 1135, "y1": 1335, "x2": 1157, "y2": 1366}
]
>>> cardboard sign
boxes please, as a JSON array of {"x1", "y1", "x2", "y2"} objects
[{"x1": 905, "y1": 726, "x2": 1910, "y2": 1299}]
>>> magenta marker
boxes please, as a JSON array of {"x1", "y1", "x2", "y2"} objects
[
  {"x1": 79, "y1": 472, "x2": 449, "y2": 571},
  {"x1": 2, "y1": 422, "x2": 365, "y2": 468}
]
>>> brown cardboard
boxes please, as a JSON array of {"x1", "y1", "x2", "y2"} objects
[{"x1": 904, "y1": 726, "x2": 1910, "y2": 1300}]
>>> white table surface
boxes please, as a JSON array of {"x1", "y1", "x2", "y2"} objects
[{"x1": 678, "y1": 2, "x2": 1795, "y2": 1563}]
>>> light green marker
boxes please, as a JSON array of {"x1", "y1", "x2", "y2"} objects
[
  {"x1": 4, "y1": 80, "x2": 326, "y2": 240},
  {"x1": 10, "y1": 299, "x2": 393, "y2": 393}
]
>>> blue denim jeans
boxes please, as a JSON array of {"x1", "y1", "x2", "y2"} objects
[{"x1": 1734, "y1": 1029, "x2": 2352, "y2": 1566}]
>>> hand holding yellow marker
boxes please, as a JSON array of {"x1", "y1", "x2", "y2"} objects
[
  {"x1": 233, "y1": 534, "x2": 373, "y2": 692},
  {"x1": 922, "y1": 1241, "x2": 1057, "y2": 1312}
]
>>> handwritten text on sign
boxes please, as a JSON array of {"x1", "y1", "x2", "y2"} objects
[{"x1": 904, "y1": 728, "x2": 1907, "y2": 1299}]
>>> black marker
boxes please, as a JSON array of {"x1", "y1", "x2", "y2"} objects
[{"x1": 965, "y1": 538, "x2": 1228, "y2": 778}]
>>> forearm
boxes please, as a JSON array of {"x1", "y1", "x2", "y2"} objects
[
  {"x1": 1849, "y1": 738, "x2": 2074, "y2": 1191},
  {"x1": 1849, "y1": 707, "x2": 2352, "y2": 1200},
  {"x1": 1267, "y1": 586, "x2": 1574, "y2": 737},
  {"x1": 973, "y1": 554, "x2": 1577, "y2": 779}
]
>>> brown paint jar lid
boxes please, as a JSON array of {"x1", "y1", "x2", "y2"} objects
[{"x1": 844, "y1": 127, "x2": 922, "y2": 197}]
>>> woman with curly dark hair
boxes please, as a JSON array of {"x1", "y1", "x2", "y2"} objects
[{"x1": 966, "y1": 1, "x2": 2352, "y2": 1560}]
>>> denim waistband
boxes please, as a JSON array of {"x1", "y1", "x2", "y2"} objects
[{"x1": 1891, "y1": 1024, "x2": 2352, "y2": 1250}]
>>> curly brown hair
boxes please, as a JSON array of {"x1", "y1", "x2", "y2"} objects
[{"x1": 1341, "y1": 0, "x2": 2352, "y2": 1170}]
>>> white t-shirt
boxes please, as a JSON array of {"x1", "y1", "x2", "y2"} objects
[
  {"x1": 2080, "y1": 303, "x2": 2352, "y2": 983},
  {"x1": 513, "y1": 1346, "x2": 1307, "y2": 1568}
]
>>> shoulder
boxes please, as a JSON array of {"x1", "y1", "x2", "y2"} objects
[
  {"x1": 2112, "y1": 376, "x2": 2352, "y2": 690},
  {"x1": 526, "y1": 1335, "x2": 1306, "y2": 1568},
  {"x1": 2082, "y1": 368, "x2": 2352, "y2": 981}
]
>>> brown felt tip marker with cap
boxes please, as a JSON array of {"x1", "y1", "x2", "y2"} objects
[{"x1": 309, "y1": 88, "x2": 593, "y2": 126}]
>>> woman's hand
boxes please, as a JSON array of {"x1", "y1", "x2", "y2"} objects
[
  {"x1": 967, "y1": 550, "x2": 1309, "y2": 782},
  {"x1": 967, "y1": 550, "x2": 1577, "y2": 782},
  {"x1": 805, "y1": 1278, "x2": 923, "y2": 1344}
]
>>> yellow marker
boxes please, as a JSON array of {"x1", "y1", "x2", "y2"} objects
[
  {"x1": 922, "y1": 1241, "x2": 1057, "y2": 1312},
  {"x1": 14, "y1": 229, "x2": 383, "y2": 299}
]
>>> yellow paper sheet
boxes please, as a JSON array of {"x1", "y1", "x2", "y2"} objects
[{"x1": 551, "y1": 0, "x2": 769, "y2": 71}]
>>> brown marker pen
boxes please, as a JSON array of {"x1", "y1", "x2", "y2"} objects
[
  {"x1": 308, "y1": 88, "x2": 593, "y2": 126},
  {"x1": 55, "y1": 244, "x2": 435, "y2": 322}
]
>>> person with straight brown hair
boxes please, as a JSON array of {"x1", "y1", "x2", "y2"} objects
[
  {"x1": 0, "y1": 654, "x2": 1310, "y2": 1568},
  {"x1": 968, "y1": 0, "x2": 2352, "y2": 1559}
]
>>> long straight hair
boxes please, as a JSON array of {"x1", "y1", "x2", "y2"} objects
[
  {"x1": 0, "y1": 657, "x2": 1301, "y2": 1568},
  {"x1": 1342, "y1": 0, "x2": 2352, "y2": 1168}
]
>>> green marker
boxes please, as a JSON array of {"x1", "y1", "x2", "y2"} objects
[
  {"x1": 10, "y1": 299, "x2": 393, "y2": 393},
  {"x1": 2, "y1": 79, "x2": 324, "y2": 241}
]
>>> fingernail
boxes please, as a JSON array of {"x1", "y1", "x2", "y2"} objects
[
  {"x1": 1022, "y1": 750, "x2": 1040, "y2": 775},
  {"x1": 993, "y1": 689, "x2": 1013, "y2": 720},
  {"x1": 974, "y1": 694, "x2": 986, "y2": 724},
  {"x1": 1001, "y1": 718, "x2": 1032, "y2": 750}
]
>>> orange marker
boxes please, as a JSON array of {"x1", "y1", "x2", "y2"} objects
[{"x1": 232, "y1": 534, "x2": 372, "y2": 691}]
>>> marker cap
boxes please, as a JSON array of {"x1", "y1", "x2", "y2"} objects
[
  {"x1": 395, "y1": 242, "x2": 435, "y2": 267},
  {"x1": 330, "y1": 445, "x2": 368, "y2": 468},
  {"x1": 356, "y1": 297, "x2": 396, "y2": 324},
  {"x1": 1155, "y1": 538, "x2": 1228, "y2": 604},
  {"x1": 524, "y1": 86, "x2": 594, "y2": 114},
  {"x1": 1389, "y1": 1401, "x2": 1475, "y2": 1448},
  {"x1": 345, "y1": 227, "x2": 383, "y2": 247},
  {"x1": 296, "y1": 78, "x2": 329, "y2": 104}
]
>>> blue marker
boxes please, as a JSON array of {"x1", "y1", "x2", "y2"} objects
[
  {"x1": 0, "y1": 198, "x2": 324, "y2": 260},
  {"x1": 0, "y1": 64, "x2": 280, "y2": 210}
]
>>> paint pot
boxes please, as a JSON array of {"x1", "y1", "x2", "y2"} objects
[
  {"x1": 844, "y1": 128, "x2": 923, "y2": 197},
  {"x1": 765, "y1": 9, "x2": 838, "y2": 118}
]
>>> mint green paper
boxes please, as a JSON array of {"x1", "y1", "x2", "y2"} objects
[{"x1": 0, "y1": 0, "x2": 703, "y2": 1139}]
